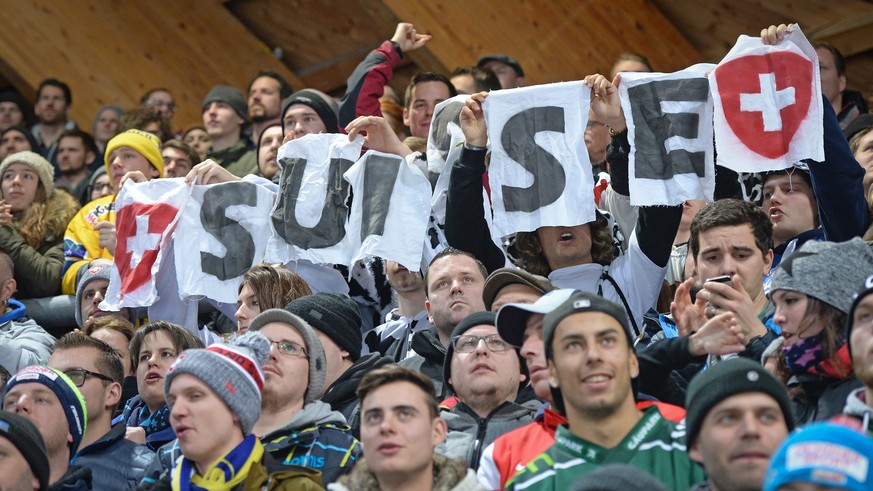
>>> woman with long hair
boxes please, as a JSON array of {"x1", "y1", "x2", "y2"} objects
[
  {"x1": 0, "y1": 151, "x2": 79, "y2": 298},
  {"x1": 769, "y1": 237, "x2": 873, "y2": 424}
]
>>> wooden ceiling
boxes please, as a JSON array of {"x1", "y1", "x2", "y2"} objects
[{"x1": 0, "y1": 0, "x2": 870, "y2": 130}]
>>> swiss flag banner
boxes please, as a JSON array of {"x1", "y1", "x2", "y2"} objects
[
  {"x1": 710, "y1": 25, "x2": 823, "y2": 172},
  {"x1": 102, "y1": 179, "x2": 191, "y2": 309}
]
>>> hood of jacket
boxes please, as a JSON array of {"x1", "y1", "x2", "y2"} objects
[
  {"x1": 321, "y1": 353, "x2": 393, "y2": 409},
  {"x1": 329, "y1": 453, "x2": 480, "y2": 491},
  {"x1": 844, "y1": 387, "x2": 873, "y2": 431},
  {"x1": 263, "y1": 400, "x2": 348, "y2": 440},
  {"x1": 411, "y1": 327, "x2": 447, "y2": 363},
  {"x1": 0, "y1": 298, "x2": 27, "y2": 323}
]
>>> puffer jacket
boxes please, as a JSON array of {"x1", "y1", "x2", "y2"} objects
[
  {"x1": 73, "y1": 423, "x2": 154, "y2": 489},
  {"x1": 437, "y1": 399, "x2": 542, "y2": 470},
  {"x1": 0, "y1": 305, "x2": 55, "y2": 373},
  {"x1": 0, "y1": 189, "x2": 79, "y2": 298},
  {"x1": 328, "y1": 454, "x2": 483, "y2": 491}
]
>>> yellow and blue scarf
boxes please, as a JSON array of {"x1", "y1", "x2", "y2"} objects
[{"x1": 171, "y1": 434, "x2": 264, "y2": 491}]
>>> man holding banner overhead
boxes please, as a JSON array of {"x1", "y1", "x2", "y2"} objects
[{"x1": 445, "y1": 78, "x2": 682, "y2": 337}]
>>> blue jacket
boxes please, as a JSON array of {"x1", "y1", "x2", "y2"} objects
[{"x1": 73, "y1": 423, "x2": 154, "y2": 489}]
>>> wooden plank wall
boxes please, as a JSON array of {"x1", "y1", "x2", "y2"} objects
[
  {"x1": 0, "y1": 0, "x2": 303, "y2": 131},
  {"x1": 370, "y1": 0, "x2": 704, "y2": 83},
  {"x1": 1, "y1": 0, "x2": 869, "y2": 136}
]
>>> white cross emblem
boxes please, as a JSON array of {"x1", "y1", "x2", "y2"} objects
[
  {"x1": 127, "y1": 215, "x2": 160, "y2": 268},
  {"x1": 739, "y1": 73, "x2": 795, "y2": 132}
]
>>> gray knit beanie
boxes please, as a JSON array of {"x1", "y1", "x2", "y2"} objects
[
  {"x1": 0, "y1": 150, "x2": 54, "y2": 196},
  {"x1": 769, "y1": 237, "x2": 873, "y2": 314},
  {"x1": 248, "y1": 308, "x2": 327, "y2": 403},
  {"x1": 164, "y1": 331, "x2": 270, "y2": 435},
  {"x1": 202, "y1": 84, "x2": 248, "y2": 120},
  {"x1": 74, "y1": 263, "x2": 112, "y2": 327}
]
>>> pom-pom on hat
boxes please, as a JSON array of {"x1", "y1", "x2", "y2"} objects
[{"x1": 164, "y1": 331, "x2": 270, "y2": 435}]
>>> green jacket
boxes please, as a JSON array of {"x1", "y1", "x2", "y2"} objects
[
  {"x1": 505, "y1": 407, "x2": 707, "y2": 491},
  {"x1": 208, "y1": 139, "x2": 257, "y2": 177}
]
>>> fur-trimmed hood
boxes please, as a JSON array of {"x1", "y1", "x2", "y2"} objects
[
  {"x1": 328, "y1": 453, "x2": 483, "y2": 491},
  {"x1": 13, "y1": 189, "x2": 80, "y2": 248}
]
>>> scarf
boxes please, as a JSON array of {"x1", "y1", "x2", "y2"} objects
[
  {"x1": 783, "y1": 335, "x2": 852, "y2": 379},
  {"x1": 121, "y1": 395, "x2": 172, "y2": 436},
  {"x1": 172, "y1": 434, "x2": 264, "y2": 491}
]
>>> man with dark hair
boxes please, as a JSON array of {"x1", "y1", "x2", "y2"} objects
[
  {"x1": 55, "y1": 128, "x2": 96, "y2": 204},
  {"x1": 399, "y1": 247, "x2": 488, "y2": 399},
  {"x1": 438, "y1": 311, "x2": 539, "y2": 469},
  {"x1": 331, "y1": 365, "x2": 480, "y2": 491},
  {"x1": 247, "y1": 71, "x2": 293, "y2": 145},
  {"x1": 476, "y1": 53, "x2": 525, "y2": 89},
  {"x1": 337, "y1": 22, "x2": 432, "y2": 132},
  {"x1": 685, "y1": 358, "x2": 793, "y2": 491},
  {"x1": 0, "y1": 88, "x2": 28, "y2": 131},
  {"x1": 139, "y1": 88, "x2": 176, "y2": 124},
  {"x1": 609, "y1": 52, "x2": 652, "y2": 79},
  {"x1": 638, "y1": 199, "x2": 780, "y2": 406},
  {"x1": 48, "y1": 332, "x2": 153, "y2": 489},
  {"x1": 402, "y1": 72, "x2": 456, "y2": 139},
  {"x1": 202, "y1": 85, "x2": 256, "y2": 177},
  {"x1": 450, "y1": 67, "x2": 501, "y2": 95},
  {"x1": 281, "y1": 88, "x2": 339, "y2": 140},
  {"x1": 285, "y1": 293, "x2": 392, "y2": 434},
  {"x1": 32, "y1": 79, "x2": 75, "y2": 171},
  {"x1": 161, "y1": 139, "x2": 198, "y2": 178},
  {"x1": 845, "y1": 274, "x2": 873, "y2": 431},
  {"x1": 506, "y1": 291, "x2": 706, "y2": 490},
  {"x1": 119, "y1": 106, "x2": 171, "y2": 142},
  {"x1": 0, "y1": 125, "x2": 37, "y2": 160},
  {"x1": 813, "y1": 42, "x2": 868, "y2": 129}
]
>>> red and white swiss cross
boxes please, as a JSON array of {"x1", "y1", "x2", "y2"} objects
[{"x1": 710, "y1": 28, "x2": 824, "y2": 173}]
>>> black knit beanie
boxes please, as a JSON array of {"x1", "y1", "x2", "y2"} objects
[
  {"x1": 685, "y1": 358, "x2": 794, "y2": 448},
  {"x1": 281, "y1": 89, "x2": 339, "y2": 134},
  {"x1": 285, "y1": 293, "x2": 362, "y2": 361},
  {"x1": 0, "y1": 410, "x2": 49, "y2": 490}
]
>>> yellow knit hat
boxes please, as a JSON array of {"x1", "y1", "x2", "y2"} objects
[{"x1": 104, "y1": 129, "x2": 164, "y2": 177}]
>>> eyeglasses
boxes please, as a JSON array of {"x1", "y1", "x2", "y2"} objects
[
  {"x1": 64, "y1": 368, "x2": 114, "y2": 387},
  {"x1": 145, "y1": 99, "x2": 175, "y2": 112},
  {"x1": 452, "y1": 334, "x2": 511, "y2": 353},
  {"x1": 268, "y1": 340, "x2": 308, "y2": 358}
]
